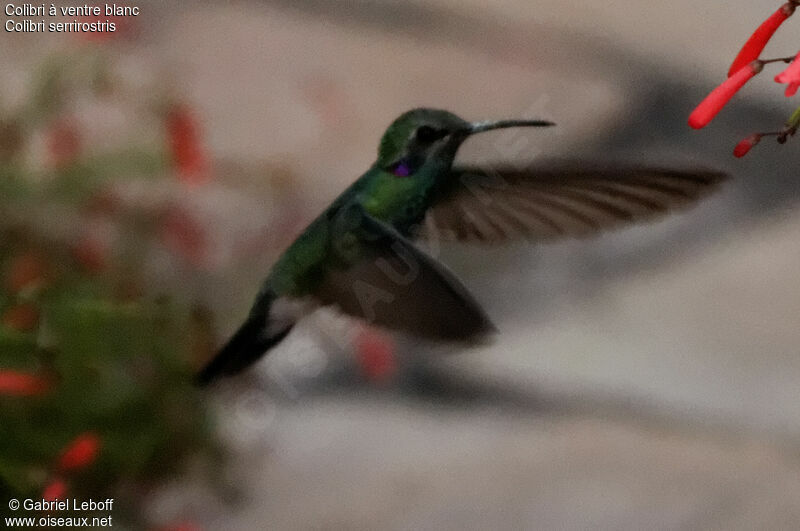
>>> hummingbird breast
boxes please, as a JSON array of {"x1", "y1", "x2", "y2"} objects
[{"x1": 361, "y1": 168, "x2": 439, "y2": 237}]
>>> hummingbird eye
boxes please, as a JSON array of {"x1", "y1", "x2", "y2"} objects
[{"x1": 415, "y1": 125, "x2": 446, "y2": 144}]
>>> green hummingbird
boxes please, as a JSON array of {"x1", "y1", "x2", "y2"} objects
[{"x1": 197, "y1": 108, "x2": 725, "y2": 385}]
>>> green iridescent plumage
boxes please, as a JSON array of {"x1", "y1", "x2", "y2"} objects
[{"x1": 269, "y1": 109, "x2": 471, "y2": 297}]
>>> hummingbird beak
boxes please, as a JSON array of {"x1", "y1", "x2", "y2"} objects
[{"x1": 464, "y1": 119, "x2": 556, "y2": 136}]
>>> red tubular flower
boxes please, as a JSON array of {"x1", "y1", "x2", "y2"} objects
[
  {"x1": 355, "y1": 328, "x2": 396, "y2": 382},
  {"x1": 71, "y1": 235, "x2": 109, "y2": 275},
  {"x1": 158, "y1": 522, "x2": 203, "y2": 531},
  {"x1": 84, "y1": 188, "x2": 122, "y2": 217},
  {"x1": 1, "y1": 303, "x2": 40, "y2": 333},
  {"x1": 46, "y1": 118, "x2": 82, "y2": 169},
  {"x1": 689, "y1": 61, "x2": 763, "y2": 129},
  {"x1": 728, "y1": 2, "x2": 797, "y2": 77},
  {"x1": 41, "y1": 478, "x2": 67, "y2": 502},
  {"x1": 0, "y1": 370, "x2": 51, "y2": 396},
  {"x1": 161, "y1": 206, "x2": 208, "y2": 267},
  {"x1": 57, "y1": 432, "x2": 102, "y2": 472},
  {"x1": 5, "y1": 252, "x2": 48, "y2": 295},
  {"x1": 775, "y1": 51, "x2": 800, "y2": 96},
  {"x1": 166, "y1": 104, "x2": 211, "y2": 185},
  {"x1": 734, "y1": 134, "x2": 762, "y2": 157}
]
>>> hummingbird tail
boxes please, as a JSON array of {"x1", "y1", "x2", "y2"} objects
[{"x1": 196, "y1": 292, "x2": 294, "y2": 386}]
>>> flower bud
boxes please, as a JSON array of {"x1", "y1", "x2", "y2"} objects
[
  {"x1": 728, "y1": 3, "x2": 796, "y2": 77},
  {"x1": 690, "y1": 61, "x2": 763, "y2": 129},
  {"x1": 733, "y1": 134, "x2": 762, "y2": 157}
]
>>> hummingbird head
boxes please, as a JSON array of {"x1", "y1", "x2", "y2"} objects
[{"x1": 376, "y1": 108, "x2": 554, "y2": 177}]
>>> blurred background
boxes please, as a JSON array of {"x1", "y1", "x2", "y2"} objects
[{"x1": 3, "y1": 1, "x2": 800, "y2": 529}]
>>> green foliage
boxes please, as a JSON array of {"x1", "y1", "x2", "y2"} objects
[{"x1": 0, "y1": 48, "x2": 222, "y2": 528}]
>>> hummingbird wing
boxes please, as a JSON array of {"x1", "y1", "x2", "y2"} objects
[
  {"x1": 416, "y1": 163, "x2": 727, "y2": 244},
  {"x1": 315, "y1": 206, "x2": 495, "y2": 341}
]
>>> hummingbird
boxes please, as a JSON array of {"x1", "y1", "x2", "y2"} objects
[{"x1": 197, "y1": 108, "x2": 726, "y2": 385}]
